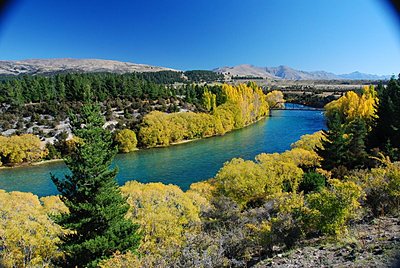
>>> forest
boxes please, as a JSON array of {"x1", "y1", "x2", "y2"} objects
[{"x1": 0, "y1": 76, "x2": 399, "y2": 267}]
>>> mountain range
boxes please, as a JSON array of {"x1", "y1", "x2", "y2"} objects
[
  {"x1": 214, "y1": 64, "x2": 392, "y2": 80},
  {"x1": 0, "y1": 59, "x2": 392, "y2": 80}
]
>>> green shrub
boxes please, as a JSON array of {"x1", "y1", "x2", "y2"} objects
[
  {"x1": 299, "y1": 172, "x2": 326, "y2": 194},
  {"x1": 305, "y1": 179, "x2": 362, "y2": 235},
  {"x1": 354, "y1": 161, "x2": 400, "y2": 216}
]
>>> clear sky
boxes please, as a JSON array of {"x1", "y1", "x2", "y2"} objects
[{"x1": 0, "y1": 0, "x2": 399, "y2": 75}]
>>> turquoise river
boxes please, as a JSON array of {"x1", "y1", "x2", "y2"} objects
[{"x1": 0, "y1": 105, "x2": 325, "y2": 196}]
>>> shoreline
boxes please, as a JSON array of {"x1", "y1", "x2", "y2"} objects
[
  {"x1": 151, "y1": 115, "x2": 268, "y2": 148},
  {"x1": 0, "y1": 159, "x2": 64, "y2": 170},
  {"x1": 0, "y1": 116, "x2": 269, "y2": 170}
]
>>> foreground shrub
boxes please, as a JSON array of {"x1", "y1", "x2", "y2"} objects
[
  {"x1": 352, "y1": 160, "x2": 400, "y2": 216},
  {"x1": 121, "y1": 181, "x2": 201, "y2": 259},
  {"x1": 299, "y1": 171, "x2": 326, "y2": 194},
  {"x1": 252, "y1": 193, "x2": 308, "y2": 250},
  {"x1": 214, "y1": 158, "x2": 269, "y2": 208},
  {"x1": 0, "y1": 190, "x2": 64, "y2": 267},
  {"x1": 306, "y1": 179, "x2": 363, "y2": 235}
]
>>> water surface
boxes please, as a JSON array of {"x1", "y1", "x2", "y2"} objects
[{"x1": 0, "y1": 106, "x2": 325, "y2": 196}]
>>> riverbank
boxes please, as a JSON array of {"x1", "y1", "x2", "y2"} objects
[
  {"x1": 0, "y1": 115, "x2": 270, "y2": 169},
  {"x1": 0, "y1": 105, "x2": 326, "y2": 196},
  {"x1": 0, "y1": 159, "x2": 64, "y2": 170},
  {"x1": 164, "y1": 115, "x2": 268, "y2": 147}
]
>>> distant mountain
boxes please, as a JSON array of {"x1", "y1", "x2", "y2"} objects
[
  {"x1": 214, "y1": 64, "x2": 391, "y2": 80},
  {"x1": 265, "y1": 66, "x2": 338, "y2": 80},
  {"x1": 337, "y1": 71, "x2": 392, "y2": 80},
  {"x1": 212, "y1": 64, "x2": 278, "y2": 79},
  {"x1": 0, "y1": 59, "x2": 392, "y2": 80},
  {"x1": 0, "y1": 58, "x2": 177, "y2": 76}
]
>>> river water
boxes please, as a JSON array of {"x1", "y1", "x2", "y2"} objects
[{"x1": 0, "y1": 106, "x2": 325, "y2": 196}]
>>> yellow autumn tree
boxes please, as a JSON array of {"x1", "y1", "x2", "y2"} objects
[
  {"x1": 305, "y1": 179, "x2": 363, "y2": 235},
  {"x1": 325, "y1": 85, "x2": 378, "y2": 125},
  {"x1": 266, "y1": 90, "x2": 285, "y2": 109},
  {"x1": 256, "y1": 152, "x2": 304, "y2": 193},
  {"x1": 214, "y1": 158, "x2": 269, "y2": 207},
  {"x1": 40, "y1": 195, "x2": 69, "y2": 215},
  {"x1": 0, "y1": 190, "x2": 64, "y2": 267},
  {"x1": 0, "y1": 134, "x2": 48, "y2": 166},
  {"x1": 114, "y1": 129, "x2": 138, "y2": 153},
  {"x1": 121, "y1": 181, "x2": 201, "y2": 258},
  {"x1": 291, "y1": 131, "x2": 325, "y2": 152},
  {"x1": 202, "y1": 88, "x2": 217, "y2": 111}
]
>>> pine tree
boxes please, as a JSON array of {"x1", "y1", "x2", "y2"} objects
[
  {"x1": 345, "y1": 118, "x2": 368, "y2": 169},
  {"x1": 317, "y1": 112, "x2": 348, "y2": 171},
  {"x1": 368, "y1": 77, "x2": 400, "y2": 156},
  {"x1": 51, "y1": 102, "x2": 141, "y2": 267}
]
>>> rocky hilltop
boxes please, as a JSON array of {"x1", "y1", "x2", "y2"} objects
[{"x1": 0, "y1": 58, "x2": 177, "y2": 76}]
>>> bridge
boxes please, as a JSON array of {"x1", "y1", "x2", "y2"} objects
[{"x1": 270, "y1": 102, "x2": 324, "y2": 111}]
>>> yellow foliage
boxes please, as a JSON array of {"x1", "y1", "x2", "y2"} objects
[
  {"x1": 114, "y1": 129, "x2": 138, "y2": 153},
  {"x1": 99, "y1": 251, "x2": 141, "y2": 268},
  {"x1": 0, "y1": 134, "x2": 47, "y2": 165},
  {"x1": 214, "y1": 158, "x2": 269, "y2": 207},
  {"x1": 256, "y1": 152, "x2": 304, "y2": 193},
  {"x1": 221, "y1": 83, "x2": 269, "y2": 126},
  {"x1": 214, "y1": 146, "x2": 315, "y2": 207},
  {"x1": 40, "y1": 195, "x2": 69, "y2": 215},
  {"x1": 351, "y1": 161, "x2": 400, "y2": 215},
  {"x1": 186, "y1": 180, "x2": 215, "y2": 211},
  {"x1": 266, "y1": 90, "x2": 285, "y2": 109},
  {"x1": 291, "y1": 131, "x2": 325, "y2": 152},
  {"x1": 139, "y1": 111, "x2": 216, "y2": 147},
  {"x1": 0, "y1": 190, "x2": 64, "y2": 267},
  {"x1": 139, "y1": 83, "x2": 276, "y2": 147},
  {"x1": 281, "y1": 148, "x2": 321, "y2": 168},
  {"x1": 121, "y1": 181, "x2": 201, "y2": 256},
  {"x1": 306, "y1": 179, "x2": 363, "y2": 235},
  {"x1": 325, "y1": 86, "x2": 378, "y2": 124},
  {"x1": 202, "y1": 88, "x2": 217, "y2": 111}
]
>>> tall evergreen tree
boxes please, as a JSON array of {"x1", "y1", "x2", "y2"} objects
[
  {"x1": 345, "y1": 117, "x2": 368, "y2": 169},
  {"x1": 368, "y1": 77, "x2": 400, "y2": 157},
  {"x1": 317, "y1": 112, "x2": 348, "y2": 171},
  {"x1": 51, "y1": 102, "x2": 141, "y2": 267}
]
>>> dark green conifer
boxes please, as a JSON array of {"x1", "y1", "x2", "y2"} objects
[
  {"x1": 51, "y1": 102, "x2": 141, "y2": 267},
  {"x1": 317, "y1": 112, "x2": 348, "y2": 170},
  {"x1": 345, "y1": 117, "x2": 368, "y2": 169},
  {"x1": 368, "y1": 76, "x2": 400, "y2": 159}
]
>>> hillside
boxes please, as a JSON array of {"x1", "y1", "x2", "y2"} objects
[{"x1": 0, "y1": 58, "x2": 178, "y2": 76}]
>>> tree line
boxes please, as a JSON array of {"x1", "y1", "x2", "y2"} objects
[
  {"x1": 0, "y1": 70, "x2": 227, "y2": 106},
  {"x1": 138, "y1": 83, "x2": 282, "y2": 147}
]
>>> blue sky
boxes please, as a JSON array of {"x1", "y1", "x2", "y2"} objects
[{"x1": 0, "y1": 0, "x2": 399, "y2": 75}]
